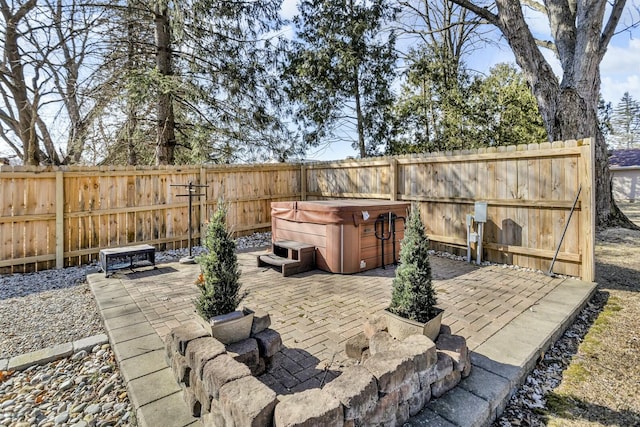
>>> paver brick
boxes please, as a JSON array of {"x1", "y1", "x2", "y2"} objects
[
  {"x1": 202, "y1": 354, "x2": 251, "y2": 399},
  {"x1": 185, "y1": 337, "x2": 226, "y2": 380},
  {"x1": 431, "y1": 370, "x2": 462, "y2": 398},
  {"x1": 408, "y1": 383, "x2": 431, "y2": 417},
  {"x1": 166, "y1": 321, "x2": 210, "y2": 356},
  {"x1": 363, "y1": 350, "x2": 415, "y2": 394},
  {"x1": 190, "y1": 370, "x2": 212, "y2": 415},
  {"x1": 436, "y1": 334, "x2": 469, "y2": 373},
  {"x1": 171, "y1": 353, "x2": 190, "y2": 385},
  {"x1": 399, "y1": 334, "x2": 437, "y2": 372},
  {"x1": 181, "y1": 383, "x2": 202, "y2": 417},
  {"x1": 226, "y1": 338, "x2": 260, "y2": 370},
  {"x1": 362, "y1": 388, "x2": 400, "y2": 426},
  {"x1": 219, "y1": 376, "x2": 277, "y2": 427},
  {"x1": 254, "y1": 328, "x2": 283, "y2": 358},
  {"x1": 250, "y1": 308, "x2": 272, "y2": 335},
  {"x1": 322, "y1": 366, "x2": 378, "y2": 420},
  {"x1": 274, "y1": 388, "x2": 344, "y2": 427},
  {"x1": 419, "y1": 351, "x2": 453, "y2": 389}
]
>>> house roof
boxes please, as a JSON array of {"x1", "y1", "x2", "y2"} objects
[{"x1": 609, "y1": 149, "x2": 640, "y2": 167}]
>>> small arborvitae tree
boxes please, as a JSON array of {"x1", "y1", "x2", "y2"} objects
[
  {"x1": 388, "y1": 205, "x2": 437, "y2": 323},
  {"x1": 196, "y1": 202, "x2": 244, "y2": 319}
]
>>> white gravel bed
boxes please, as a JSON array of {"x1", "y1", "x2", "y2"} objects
[
  {"x1": 0, "y1": 232, "x2": 272, "y2": 360},
  {"x1": 494, "y1": 293, "x2": 602, "y2": 426},
  {"x1": 1, "y1": 283, "x2": 104, "y2": 360},
  {"x1": 0, "y1": 344, "x2": 132, "y2": 427}
]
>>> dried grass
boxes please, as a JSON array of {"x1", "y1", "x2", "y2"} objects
[{"x1": 542, "y1": 202, "x2": 640, "y2": 426}]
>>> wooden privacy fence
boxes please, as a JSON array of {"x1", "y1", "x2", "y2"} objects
[
  {"x1": 305, "y1": 139, "x2": 595, "y2": 281},
  {"x1": 0, "y1": 139, "x2": 595, "y2": 281},
  {"x1": 0, "y1": 164, "x2": 301, "y2": 273}
]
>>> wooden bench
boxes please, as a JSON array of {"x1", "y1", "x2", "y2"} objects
[
  {"x1": 257, "y1": 240, "x2": 316, "y2": 277},
  {"x1": 99, "y1": 244, "x2": 156, "y2": 277}
]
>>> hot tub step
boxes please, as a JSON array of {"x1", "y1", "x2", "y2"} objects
[
  {"x1": 259, "y1": 254, "x2": 298, "y2": 267},
  {"x1": 257, "y1": 241, "x2": 316, "y2": 277}
]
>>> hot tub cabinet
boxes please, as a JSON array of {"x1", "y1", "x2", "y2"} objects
[{"x1": 271, "y1": 200, "x2": 410, "y2": 274}]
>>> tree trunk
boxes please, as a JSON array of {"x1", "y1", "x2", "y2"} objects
[
  {"x1": 154, "y1": 2, "x2": 176, "y2": 165},
  {"x1": 353, "y1": 72, "x2": 366, "y2": 158},
  {"x1": 554, "y1": 89, "x2": 631, "y2": 227},
  {"x1": 1, "y1": 0, "x2": 40, "y2": 166}
]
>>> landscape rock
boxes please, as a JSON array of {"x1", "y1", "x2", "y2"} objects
[
  {"x1": 363, "y1": 315, "x2": 387, "y2": 339},
  {"x1": 250, "y1": 308, "x2": 271, "y2": 335},
  {"x1": 345, "y1": 332, "x2": 369, "y2": 359},
  {"x1": 369, "y1": 331, "x2": 395, "y2": 355},
  {"x1": 274, "y1": 388, "x2": 343, "y2": 427}
]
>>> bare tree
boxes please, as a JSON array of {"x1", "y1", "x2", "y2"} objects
[
  {"x1": 0, "y1": 0, "x2": 109, "y2": 165},
  {"x1": 1, "y1": 0, "x2": 41, "y2": 165},
  {"x1": 450, "y1": 0, "x2": 639, "y2": 228}
]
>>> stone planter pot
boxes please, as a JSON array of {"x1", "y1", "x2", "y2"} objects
[
  {"x1": 195, "y1": 307, "x2": 255, "y2": 345},
  {"x1": 385, "y1": 307, "x2": 444, "y2": 342}
]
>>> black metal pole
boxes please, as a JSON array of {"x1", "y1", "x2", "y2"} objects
[
  {"x1": 171, "y1": 181, "x2": 207, "y2": 264},
  {"x1": 187, "y1": 181, "x2": 193, "y2": 258}
]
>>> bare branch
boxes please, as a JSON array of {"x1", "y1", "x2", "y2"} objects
[
  {"x1": 521, "y1": 0, "x2": 546, "y2": 14},
  {"x1": 600, "y1": 0, "x2": 627, "y2": 58},
  {"x1": 535, "y1": 38, "x2": 558, "y2": 56},
  {"x1": 449, "y1": 0, "x2": 499, "y2": 27}
]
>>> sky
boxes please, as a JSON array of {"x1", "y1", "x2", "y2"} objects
[{"x1": 294, "y1": 1, "x2": 640, "y2": 161}]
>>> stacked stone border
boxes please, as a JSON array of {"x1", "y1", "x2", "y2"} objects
[{"x1": 165, "y1": 311, "x2": 470, "y2": 426}]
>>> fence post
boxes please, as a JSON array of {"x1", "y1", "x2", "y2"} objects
[
  {"x1": 56, "y1": 170, "x2": 64, "y2": 269},
  {"x1": 579, "y1": 138, "x2": 595, "y2": 281},
  {"x1": 300, "y1": 164, "x2": 307, "y2": 201},
  {"x1": 389, "y1": 158, "x2": 398, "y2": 201}
]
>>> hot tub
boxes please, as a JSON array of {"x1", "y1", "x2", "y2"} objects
[{"x1": 271, "y1": 200, "x2": 410, "y2": 274}]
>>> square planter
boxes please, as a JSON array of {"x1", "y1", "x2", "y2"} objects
[
  {"x1": 385, "y1": 308, "x2": 444, "y2": 342},
  {"x1": 195, "y1": 307, "x2": 255, "y2": 345}
]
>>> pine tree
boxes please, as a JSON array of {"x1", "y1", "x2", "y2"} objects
[
  {"x1": 610, "y1": 92, "x2": 640, "y2": 149},
  {"x1": 196, "y1": 203, "x2": 245, "y2": 319},
  {"x1": 388, "y1": 206, "x2": 437, "y2": 323},
  {"x1": 285, "y1": 0, "x2": 397, "y2": 157}
]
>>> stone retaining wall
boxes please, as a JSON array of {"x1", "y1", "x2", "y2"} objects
[{"x1": 165, "y1": 314, "x2": 470, "y2": 426}]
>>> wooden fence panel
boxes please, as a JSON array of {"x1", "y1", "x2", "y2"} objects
[
  {"x1": 0, "y1": 164, "x2": 301, "y2": 273},
  {"x1": 0, "y1": 141, "x2": 595, "y2": 281},
  {"x1": 304, "y1": 139, "x2": 595, "y2": 280}
]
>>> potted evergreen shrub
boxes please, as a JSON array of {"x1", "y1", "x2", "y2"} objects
[
  {"x1": 194, "y1": 201, "x2": 253, "y2": 344},
  {"x1": 385, "y1": 204, "x2": 443, "y2": 341}
]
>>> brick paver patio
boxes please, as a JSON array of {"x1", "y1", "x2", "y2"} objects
[{"x1": 117, "y1": 248, "x2": 562, "y2": 395}]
